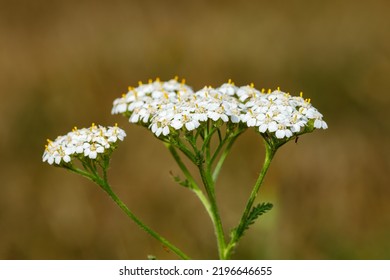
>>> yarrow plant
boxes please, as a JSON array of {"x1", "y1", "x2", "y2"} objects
[{"x1": 43, "y1": 77, "x2": 327, "y2": 259}]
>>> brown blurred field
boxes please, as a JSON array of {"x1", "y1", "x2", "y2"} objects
[{"x1": 0, "y1": 0, "x2": 389, "y2": 259}]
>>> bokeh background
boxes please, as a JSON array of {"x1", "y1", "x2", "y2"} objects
[{"x1": 1, "y1": 0, "x2": 389, "y2": 259}]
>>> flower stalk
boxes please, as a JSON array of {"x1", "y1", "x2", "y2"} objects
[
  {"x1": 67, "y1": 161, "x2": 190, "y2": 260},
  {"x1": 223, "y1": 141, "x2": 276, "y2": 259}
]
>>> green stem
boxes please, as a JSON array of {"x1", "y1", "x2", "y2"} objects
[
  {"x1": 174, "y1": 138, "x2": 198, "y2": 164},
  {"x1": 212, "y1": 135, "x2": 238, "y2": 181},
  {"x1": 204, "y1": 121, "x2": 212, "y2": 162},
  {"x1": 224, "y1": 141, "x2": 276, "y2": 259},
  {"x1": 210, "y1": 127, "x2": 245, "y2": 181},
  {"x1": 210, "y1": 132, "x2": 229, "y2": 168},
  {"x1": 64, "y1": 164, "x2": 97, "y2": 182},
  {"x1": 168, "y1": 134, "x2": 227, "y2": 259},
  {"x1": 198, "y1": 164, "x2": 226, "y2": 259},
  {"x1": 166, "y1": 143, "x2": 197, "y2": 187},
  {"x1": 201, "y1": 123, "x2": 217, "y2": 157},
  {"x1": 100, "y1": 180, "x2": 190, "y2": 260},
  {"x1": 166, "y1": 143, "x2": 214, "y2": 222},
  {"x1": 217, "y1": 128, "x2": 222, "y2": 143},
  {"x1": 68, "y1": 165, "x2": 190, "y2": 260}
]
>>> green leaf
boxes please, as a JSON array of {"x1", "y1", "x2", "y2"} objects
[
  {"x1": 169, "y1": 171, "x2": 191, "y2": 188},
  {"x1": 236, "y1": 202, "x2": 273, "y2": 238}
]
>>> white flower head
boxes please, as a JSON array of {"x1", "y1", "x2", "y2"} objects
[
  {"x1": 43, "y1": 124, "x2": 126, "y2": 165},
  {"x1": 246, "y1": 89, "x2": 328, "y2": 139},
  {"x1": 112, "y1": 80, "x2": 327, "y2": 141},
  {"x1": 111, "y1": 77, "x2": 194, "y2": 125}
]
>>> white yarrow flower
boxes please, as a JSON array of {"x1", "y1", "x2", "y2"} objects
[
  {"x1": 112, "y1": 78, "x2": 327, "y2": 140},
  {"x1": 314, "y1": 118, "x2": 328, "y2": 129},
  {"x1": 43, "y1": 124, "x2": 126, "y2": 165}
]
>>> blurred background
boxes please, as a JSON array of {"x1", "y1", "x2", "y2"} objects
[{"x1": 0, "y1": 0, "x2": 389, "y2": 259}]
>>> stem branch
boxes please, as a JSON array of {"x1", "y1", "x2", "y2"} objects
[
  {"x1": 198, "y1": 164, "x2": 226, "y2": 259},
  {"x1": 224, "y1": 141, "x2": 276, "y2": 259},
  {"x1": 68, "y1": 165, "x2": 190, "y2": 260}
]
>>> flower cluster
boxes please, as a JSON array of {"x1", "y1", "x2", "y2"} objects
[
  {"x1": 43, "y1": 124, "x2": 126, "y2": 165},
  {"x1": 112, "y1": 78, "x2": 327, "y2": 139}
]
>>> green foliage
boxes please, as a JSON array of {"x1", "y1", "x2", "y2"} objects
[
  {"x1": 169, "y1": 171, "x2": 191, "y2": 188},
  {"x1": 237, "y1": 202, "x2": 273, "y2": 238}
]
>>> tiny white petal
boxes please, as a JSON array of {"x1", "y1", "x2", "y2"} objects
[
  {"x1": 259, "y1": 124, "x2": 267, "y2": 133},
  {"x1": 314, "y1": 119, "x2": 322, "y2": 129},
  {"x1": 275, "y1": 130, "x2": 285, "y2": 139},
  {"x1": 162, "y1": 126, "x2": 170, "y2": 136},
  {"x1": 130, "y1": 114, "x2": 140, "y2": 123},
  {"x1": 221, "y1": 114, "x2": 229, "y2": 122},
  {"x1": 55, "y1": 156, "x2": 61, "y2": 165},
  {"x1": 208, "y1": 112, "x2": 219, "y2": 121},
  {"x1": 151, "y1": 123, "x2": 158, "y2": 133},
  {"x1": 185, "y1": 122, "x2": 195, "y2": 131},
  {"x1": 248, "y1": 118, "x2": 256, "y2": 127},
  {"x1": 268, "y1": 122, "x2": 278, "y2": 132},
  {"x1": 231, "y1": 115, "x2": 240, "y2": 123},
  {"x1": 171, "y1": 120, "x2": 183, "y2": 130}
]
